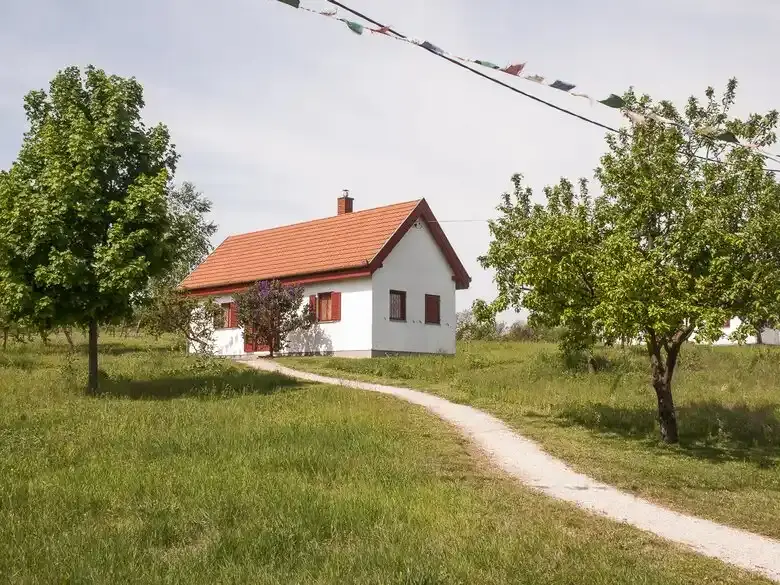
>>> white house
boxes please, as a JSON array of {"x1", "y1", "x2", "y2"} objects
[
  {"x1": 180, "y1": 194, "x2": 471, "y2": 357},
  {"x1": 692, "y1": 317, "x2": 780, "y2": 346}
]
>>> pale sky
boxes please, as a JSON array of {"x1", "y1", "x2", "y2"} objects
[{"x1": 2, "y1": 0, "x2": 778, "y2": 321}]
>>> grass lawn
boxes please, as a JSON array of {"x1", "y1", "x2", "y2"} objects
[
  {"x1": 281, "y1": 340, "x2": 780, "y2": 540},
  {"x1": 1, "y1": 336, "x2": 773, "y2": 584}
]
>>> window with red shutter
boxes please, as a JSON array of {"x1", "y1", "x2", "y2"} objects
[
  {"x1": 228, "y1": 303, "x2": 238, "y2": 328},
  {"x1": 214, "y1": 303, "x2": 231, "y2": 329},
  {"x1": 309, "y1": 295, "x2": 317, "y2": 320},
  {"x1": 424, "y1": 294, "x2": 440, "y2": 325},
  {"x1": 331, "y1": 292, "x2": 341, "y2": 322},
  {"x1": 318, "y1": 293, "x2": 332, "y2": 322},
  {"x1": 389, "y1": 290, "x2": 406, "y2": 321}
]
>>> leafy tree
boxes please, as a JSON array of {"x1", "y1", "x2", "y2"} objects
[
  {"x1": 456, "y1": 305, "x2": 505, "y2": 340},
  {"x1": 134, "y1": 181, "x2": 217, "y2": 334},
  {"x1": 156, "y1": 181, "x2": 217, "y2": 287},
  {"x1": 480, "y1": 80, "x2": 780, "y2": 443},
  {"x1": 0, "y1": 65, "x2": 179, "y2": 392},
  {"x1": 234, "y1": 280, "x2": 314, "y2": 358},
  {"x1": 143, "y1": 287, "x2": 222, "y2": 353}
]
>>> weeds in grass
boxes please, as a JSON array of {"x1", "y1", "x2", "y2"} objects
[
  {"x1": 2, "y1": 335, "x2": 771, "y2": 583},
  {"x1": 281, "y1": 341, "x2": 780, "y2": 539}
]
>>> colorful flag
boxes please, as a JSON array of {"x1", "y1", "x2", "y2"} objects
[
  {"x1": 599, "y1": 94, "x2": 625, "y2": 109},
  {"x1": 624, "y1": 110, "x2": 646, "y2": 125},
  {"x1": 524, "y1": 74, "x2": 545, "y2": 84},
  {"x1": 277, "y1": 0, "x2": 300, "y2": 7},
  {"x1": 550, "y1": 80, "x2": 575, "y2": 92},
  {"x1": 474, "y1": 60, "x2": 501, "y2": 69},
  {"x1": 647, "y1": 113, "x2": 676, "y2": 125},
  {"x1": 344, "y1": 20, "x2": 364, "y2": 34},
  {"x1": 571, "y1": 92, "x2": 595, "y2": 106},
  {"x1": 421, "y1": 41, "x2": 444, "y2": 55},
  {"x1": 370, "y1": 25, "x2": 392, "y2": 35},
  {"x1": 502, "y1": 63, "x2": 526, "y2": 76},
  {"x1": 713, "y1": 130, "x2": 739, "y2": 143}
]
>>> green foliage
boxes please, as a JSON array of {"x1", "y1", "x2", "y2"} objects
[
  {"x1": 504, "y1": 321, "x2": 566, "y2": 343},
  {"x1": 479, "y1": 80, "x2": 780, "y2": 441},
  {"x1": 282, "y1": 340, "x2": 780, "y2": 540},
  {"x1": 154, "y1": 181, "x2": 217, "y2": 288},
  {"x1": 0, "y1": 65, "x2": 179, "y2": 331},
  {"x1": 456, "y1": 305, "x2": 504, "y2": 341},
  {"x1": 234, "y1": 280, "x2": 314, "y2": 357},
  {"x1": 0, "y1": 65, "x2": 184, "y2": 390},
  {"x1": 1, "y1": 336, "x2": 766, "y2": 584},
  {"x1": 142, "y1": 286, "x2": 222, "y2": 353}
]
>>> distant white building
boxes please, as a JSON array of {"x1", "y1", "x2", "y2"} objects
[
  {"x1": 180, "y1": 194, "x2": 471, "y2": 357},
  {"x1": 693, "y1": 317, "x2": 780, "y2": 346}
]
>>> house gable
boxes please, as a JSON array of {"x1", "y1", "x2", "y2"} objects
[{"x1": 180, "y1": 197, "x2": 470, "y2": 296}]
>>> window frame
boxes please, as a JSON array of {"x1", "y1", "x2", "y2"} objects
[
  {"x1": 389, "y1": 290, "x2": 407, "y2": 322},
  {"x1": 317, "y1": 292, "x2": 333, "y2": 323},
  {"x1": 214, "y1": 302, "x2": 232, "y2": 330},
  {"x1": 424, "y1": 294, "x2": 441, "y2": 325}
]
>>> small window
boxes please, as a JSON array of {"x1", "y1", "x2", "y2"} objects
[
  {"x1": 389, "y1": 290, "x2": 406, "y2": 321},
  {"x1": 214, "y1": 303, "x2": 231, "y2": 329},
  {"x1": 318, "y1": 292, "x2": 333, "y2": 322},
  {"x1": 425, "y1": 294, "x2": 440, "y2": 325}
]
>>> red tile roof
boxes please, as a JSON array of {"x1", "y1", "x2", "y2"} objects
[{"x1": 180, "y1": 198, "x2": 471, "y2": 293}]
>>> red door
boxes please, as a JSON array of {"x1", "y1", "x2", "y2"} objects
[{"x1": 243, "y1": 326, "x2": 270, "y2": 353}]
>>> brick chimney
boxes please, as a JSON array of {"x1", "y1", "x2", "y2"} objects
[{"x1": 338, "y1": 189, "x2": 354, "y2": 215}]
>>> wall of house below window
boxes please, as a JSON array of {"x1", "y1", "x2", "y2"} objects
[
  {"x1": 191, "y1": 279, "x2": 374, "y2": 357},
  {"x1": 371, "y1": 218, "x2": 457, "y2": 355}
]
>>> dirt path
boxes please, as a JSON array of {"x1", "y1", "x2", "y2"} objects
[{"x1": 248, "y1": 359, "x2": 780, "y2": 582}]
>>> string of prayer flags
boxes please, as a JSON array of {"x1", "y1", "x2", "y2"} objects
[
  {"x1": 524, "y1": 74, "x2": 545, "y2": 84},
  {"x1": 370, "y1": 25, "x2": 392, "y2": 35},
  {"x1": 420, "y1": 41, "x2": 445, "y2": 55},
  {"x1": 599, "y1": 94, "x2": 625, "y2": 108},
  {"x1": 474, "y1": 60, "x2": 501, "y2": 69},
  {"x1": 343, "y1": 19, "x2": 364, "y2": 34},
  {"x1": 571, "y1": 92, "x2": 595, "y2": 106},
  {"x1": 501, "y1": 63, "x2": 526, "y2": 76},
  {"x1": 549, "y1": 80, "x2": 576, "y2": 92},
  {"x1": 269, "y1": 0, "x2": 780, "y2": 162}
]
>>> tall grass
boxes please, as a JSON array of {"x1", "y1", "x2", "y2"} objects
[
  {"x1": 282, "y1": 340, "x2": 780, "y2": 539},
  {"x1": 0, "y1": 335, "x2": 773, "y2": 583}
]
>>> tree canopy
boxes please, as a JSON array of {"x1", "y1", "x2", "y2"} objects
[
  {"x1": 234, "y1": 280, "x2": 314, "y2": 358},
  {"x1": 479, "y1": 80, "x2": 780, "y2": 442},
  {"x1": 0, "y1": 65, "x2": 181, "y2": 391}
]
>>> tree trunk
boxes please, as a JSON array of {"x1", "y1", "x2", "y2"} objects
[
  {"x1": 135, "y1": 320, "x2": 143, "y2": 337},
  {"x1": 653, "y1": 377, "x2": 679, "y2": 443},
  {"x1": 88, "y1": 320, "x2": 99, "y2": 394},
  {"x1": 648, "y1": 337, "x2": 680, "y2": 444},
  {"x1": 63, "y1": 328, "x2": 75, "y2": 349},
  {"x1": 2, "y1": 328, "x2": 7, "y2": 350}
]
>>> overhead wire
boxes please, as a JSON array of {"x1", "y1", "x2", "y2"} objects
[{"x1": 322, "y1": 0, "x2": 780, "y2": 174}]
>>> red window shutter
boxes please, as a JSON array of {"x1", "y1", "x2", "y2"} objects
[
  {"x1": 309, "y1": 295, "x2": 317, "y2": 320},
  {"x1": 425, "y1": 295, "x2": 440, "y2": 324},
  {"x1": 332, "y1": 292, "x2": 341, "y2": 322},
  {"x1": 229, "y1": 303, "x2": 238, "y2": 328}
]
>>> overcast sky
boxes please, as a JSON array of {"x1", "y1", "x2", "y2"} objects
[{"x1": 2, "y1": 0, "x2": 778, "y2": 320}]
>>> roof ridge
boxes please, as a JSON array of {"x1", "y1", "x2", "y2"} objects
[{"x1": 225, "y1": 198, "x2": 423, "y2": 241}]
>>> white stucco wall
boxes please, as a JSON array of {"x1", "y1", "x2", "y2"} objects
[
  {"x1": 194, "y1": 280, "x2": 374, "y2": 357},
  {"x1": 287, "y1": 278, "x2": 373, "y2": 355},
  {"x1": 371, "y1": 218, "x2": 457, "y2": 354},
  {"x1": 690, "y1": 316, "x2": 780, "y2": 346}
]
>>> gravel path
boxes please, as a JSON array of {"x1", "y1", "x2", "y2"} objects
[{"x1": 248, "y1": 359, "x2": 780, "y2": 582}]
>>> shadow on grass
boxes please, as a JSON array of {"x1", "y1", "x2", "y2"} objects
[
  {"x1": 557, "y1": 401, "x2": 780, "y2": 467},
  {"x1": 97, "y1": 367, "x2": 303, "y2": 400}
]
